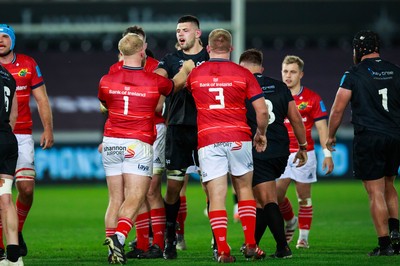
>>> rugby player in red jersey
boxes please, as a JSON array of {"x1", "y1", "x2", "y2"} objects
[
  {"x1": 100, "y1": 33, "x2": 194, "y2": 264},
  {"x1": 185, "y1": 29, "x2": 268, "y2": 263},
  {"x1": 276, "y1": 55, "x2": 334, "y2": 249},
  {"x1": 106, "y1": 25, "x2": 168, "y2": 260},
  {"x1": 0, "y1": 23, "x2": 54, "y2": 259}
]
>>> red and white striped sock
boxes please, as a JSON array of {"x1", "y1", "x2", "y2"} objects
[
  {"x1": 135, "y1": 212, "x2": 150, "y2": 251},
  {"x1": 238, "y1": 200, "x2": 257, "y2": 245},
  {"x1": 279, "y1": 197, "x2": 295, "y2": 222},
  {"x1": 150, "y1": 207, "x2": 166, "y2": 250},
  {"x1": 209, "y1": 210, "x2": 230, "y2": 255},
  {"x1": 176, "y1": 196, "x2": 187, "y2": 235}
]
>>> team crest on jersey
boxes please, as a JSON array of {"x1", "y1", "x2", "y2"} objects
[
  {"x1": 125, "y1": 144, "x2": 136, "y2": 158},
  {"x1": 298, "y1": 102, "x2": 308, "y2": 110},
  {"x1": 231, "y1": 141, "x2": 242, "y2": 151},
  {"x1": 18, "y1": 68, "x2": 28, "y2": 77}
]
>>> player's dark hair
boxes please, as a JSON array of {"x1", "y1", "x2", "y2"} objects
[
  {"x1": 239, "y1": 49, "x2": 263, "y2": 65},
  {"x1": 178, "y1": 15, "x2": 200, "y2": 28},
  {"x1": 123, "y1": 25, "x2": 146, "y2": 39},
  {"x1": 145, "y1": 48, "x2": 155, "y2": 59},
  {"x1": 353, "y1": 30, "x2": 380, "y2": 64}
]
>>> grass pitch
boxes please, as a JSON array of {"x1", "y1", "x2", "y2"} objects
[{"x1": 19, "y1": 180, "x2": 399, "y2": 265}]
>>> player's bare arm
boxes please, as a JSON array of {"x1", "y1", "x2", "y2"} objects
[
  {"x1": 172, "y1": 59, "x2": 195, "y2": 92},
  {"x1": 154, "y1": 68, "x2": 168, "y2": 78},
  {"x1": 315, "y1": 119, "x2": 334, "y2": 175},
  {"x1": 155, "y1": 95, "x2": 166, "y2": 114},
  {"x1": 252, "y1": 97, "x2": 268, "y2": 152},
  {"x1": 32, "y1": 84, "x2": 54, "y2": 149},
  {"x1": 326, "y1": 87, "x2": 352, "y2": 151}
]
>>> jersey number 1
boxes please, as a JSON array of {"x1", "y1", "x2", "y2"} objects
[
  {"x1": 123, "y1": 96, "x2": 129, "y2": 115},
  {"x1": 378, "y1": 88, "x2": 389, "y2": 112}
]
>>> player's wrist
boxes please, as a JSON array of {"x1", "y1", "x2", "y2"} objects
[
  {"x1": 299, "y1": 141, "x2": 307, "y2": 151},
  {"x1": 323, "y1": 148, "x2": 332, "y2": 157}
]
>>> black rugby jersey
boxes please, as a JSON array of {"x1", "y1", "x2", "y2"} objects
[
  {"x1": 246, "y1": 73, "x2": 293, "y2": 160},
  {"x1": 0, "y1": 65, "x2": 16, "y2": 133},
  {"x1": 158, "y1": 49, "x2": 209, "y2": 126},
  {"x1": 340, "y1": 57, "x2": 400, "y2": 139}
]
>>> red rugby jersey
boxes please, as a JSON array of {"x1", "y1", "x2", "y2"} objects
[
  {"x1": 186, "y1": 59, "x2": 264, "y2": 149},
  {"x1": 99, "y1": 66, "x2": 173, "y2": 144},
  {"x1": 283, "y1": 86, "x2": 328, "y2": 152},
  {"x1": 1, "y1": 53, "x2": 45, "y2": 134},
  {"x1": 108, "y1": 56, "x2": 164, "y2": 124}
]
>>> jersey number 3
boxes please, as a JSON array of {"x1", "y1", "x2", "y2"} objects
[{"x1": 209, "y1": 88, "x2": 225, "y2": 109}]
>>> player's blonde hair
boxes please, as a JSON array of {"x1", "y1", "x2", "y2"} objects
[
  {"x1": 282, "y1": 55, "x2": 304, "y2": 71},
  {"x1": 208, "y1": 29, "x2": 232, "y2": 53},
  {"x1": 118, "y1": 33, "x2": 143, "y2": 56}
]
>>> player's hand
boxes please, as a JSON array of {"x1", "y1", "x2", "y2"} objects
[
  {"x1": 40, "y1": 129, "x2": 54, "y2": 150},
  {"x1": 253, "y1": 131, "x2": 267, "y2": 152},
  {"x1": 182, "y1": 60, "x2": 195, "y2": 74},
  {"x1": 325, "y1": 137, "x2": 336, "y2": 152},
  {"x1": 322, "y1": 157, "x2": 334, "y2": 175},
  {"x1": 293, "y1": 149, "x2": 308, "y2": 167},
  {"x1": 98, "y1": 143, "x2": 103, "y2": 153}
]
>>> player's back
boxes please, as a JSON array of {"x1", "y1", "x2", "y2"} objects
[
  {"x1": 344, "y1": 58, "x2": 400, "y2": 138},
  {"x1": 99, "y1": 67, "x2": 172, "y2": 143},
  {"x1": 187, "y1": 59, "x2": 262, "y2": 148},
  {"x1": 247, "y1": 74, "x2": 292, "y2": 159}
]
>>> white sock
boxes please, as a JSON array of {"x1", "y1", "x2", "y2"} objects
[
  {"x1": 299, "y1": 229, "x2": 309, "y2": 241},
  {"x1": 115, "y1": 232, "x2": 126, "y2": 245}
]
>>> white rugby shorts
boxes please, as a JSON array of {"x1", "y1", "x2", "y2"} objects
[
  {"x1": 278, "y1": 150, "x2": 317, "y2": 183},
  {"x1": 15, "y1": 134, "x2": 35, "y2": 171},
  {"x1": 102, "y1": 136, "x2": 153, "y2": 177},
  {"x1": 198, "y1": 141, "x2": 253, "y2": 183}
]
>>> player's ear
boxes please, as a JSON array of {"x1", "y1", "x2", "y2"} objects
[
  {"x1": 196, "y1": 29, "x2": 202, "y2": 38},
  {"x1": 206, "y1": 45, "x2": 211, "y2": 53}
]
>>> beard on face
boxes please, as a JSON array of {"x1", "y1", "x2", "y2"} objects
[{"x1": 181, "y1": 37, "x2": 196, "y2": 51}]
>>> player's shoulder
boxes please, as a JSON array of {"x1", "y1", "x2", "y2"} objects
[
  {"x1": 302, "y1": 86, "x2": 318, "y2": 94},
  {"x1": 147, "y1": 56, "x2": 159, "y2": 65},
  {"x1": 256, "y1": 74, "x2": 287, "y2": 88},
  {"x1": 15, "y1": 53, "x2": 36, "y2": 64}
]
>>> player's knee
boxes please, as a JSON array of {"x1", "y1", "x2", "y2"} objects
[
  {"x1": 0, "y1": 178, "x2": 13, "y2": 196},
  {"x1": 298, "y1": 197, "x2": 312, "y2": 207},
  {"x1": 15, "y1": 169, "x2": 36, "y2": 182},
  {"x1": 166, "y1": 169, "x2": 186, "y2": 182}
]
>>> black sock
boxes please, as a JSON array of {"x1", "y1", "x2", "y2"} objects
[
  {"x1": 6, "y1": 245, "x2": 19, "y2": 263},
  {"x1": 255, "y1": 208, "x2": 267, "y2": 245},
  {"x1": 388, "y1": 218, "x2": 399, "y2": 232},
  {"x1": 378, "y1": 236, "x2": 391, "y2": 249},
  {"x1": 264, "y1": 202, "x2": 287, "y2": 250},
  {"x1": 164, "y1": 198, "x2": 181, "y2": 241}
]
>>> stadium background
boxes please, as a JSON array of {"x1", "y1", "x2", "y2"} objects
[{"x1": 1, "y1": 0, "x2": 400, "y2": 183}]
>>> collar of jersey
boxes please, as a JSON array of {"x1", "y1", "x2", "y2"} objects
[
  {"x1": 10, "y1": 53, "x2": 17, "y2": 64},
  {"x1": 209, "y1": 58, "x2": 230, "y2": 62},
  {"x1": 122, "y1": 66, "x2": 144, "y2": 70}
]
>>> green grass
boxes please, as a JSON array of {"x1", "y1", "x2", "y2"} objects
[{"x1": 17, "y1": 180, "x2": 400, "y2": 265}]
